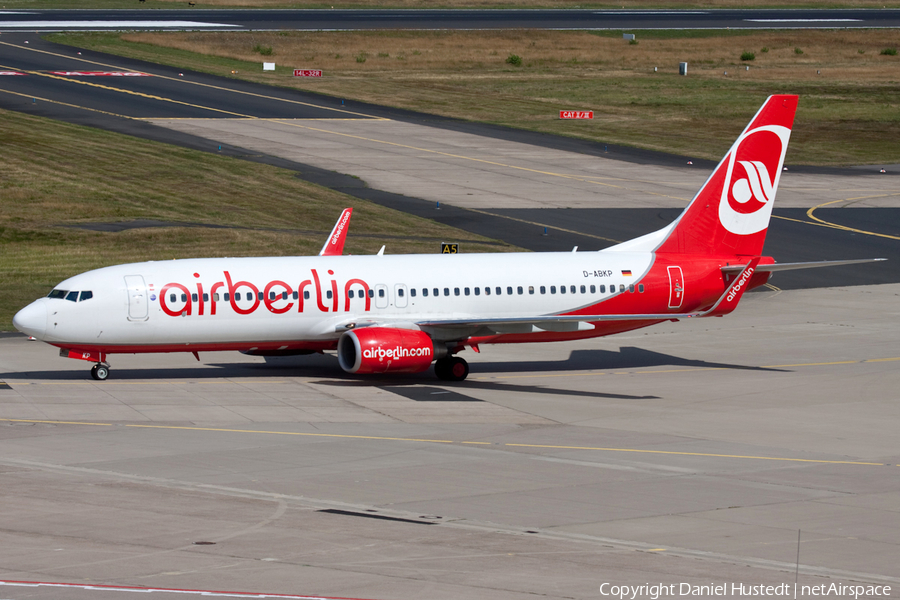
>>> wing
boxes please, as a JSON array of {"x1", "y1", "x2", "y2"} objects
[{"x1": 335, "y1": 259, "x2": 760, "y2": 338}]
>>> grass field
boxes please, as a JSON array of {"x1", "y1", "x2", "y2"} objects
[
  {"x1": 0, "y1": 109, "x2": 509, "y2": 331},
  {"x1": 3, "y1": 0, "x2": 898, "y2": 8},
  {"x1": 52, "y1": 29, "x2": 900, "y2": 165}
]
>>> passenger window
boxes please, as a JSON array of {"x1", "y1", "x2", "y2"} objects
[
  {"x1": 485, "y1": 287, "x2": 491, "y2": 296},
  {"x1": 48, "y1": 289, "x2": 68, "y2": 299},
  {"x1": 192, "y1": 294, "x2": 198, "y2": 302},
  {"x1": 214, "y1": 293, "x2": 220, "y2": 301},
  {"x1": 570, "y1": 285, "x2": 576, "y2": 294},
  {"x1": 423, "y1": 288, "x2": 428, "y2": 297},
  {"x1": 234, "y1": 293, "x2": 241, "y2": 301},
  {"x1": 551, "y1": 286, "x2": 556, "y2": 294},
  {"x1": 66, "y1": 291, "x2": 79, "y2": 302},
  {"x1": 411, "y1": 288, "x2": 416, "y2": 297},
  {"x1": 580, "y1": 285, "x2": 586, "y2": 294},
  {"x1": 639, "y1": 284, "x2": 645, "y2": 293},
  {"x1": 269, "y1": 292, "x2": 276, "y2": 300},
  {"x1": 281, "y1": 291, "x2": 287, "y2": 300},
  {"x1": 454, "y1": 288, "x2": 460, "y2": 296},
  {"x1": 590, "y1": 285, "x2": 596, "y2": 294},
  {"x1": 620, "y1": 284, "x2": 626, "y2": 292},
  {"x1": 560, "y1": 285, "x2": 566, "y2": 294},
  {"x1": 398, "y1": 288, "x2": 405, "y2": 297},
  {"x1": 528, "y1": 286, "x2": 534, "y2": 295},
  {"x1": 367, "y1": 289, "x2": 374, "y2": 298},
  {"x1": 540, "y1": 286, "x2": 546, "y2": 294},
  {"x1": 474, "y1": 287, "x2": 480, "y2": 296},
  {"x1": 507, "y1": 286, "x2": 513, "y2": 295},
  {"x1": 79, "y1": 291, "x2": 93, "y2": 302},
  {"x1": 258, "y1": 292, "x2": 264, "y2": 301},
  {"x1": 292, "y1": 291, "x2": 298, "y2": 300},
  {"x1": 181, "y1": 294, "x2": 188, "y2": 302},
  {"x1": 517, "y1": 286, "x2": 523, "y2": 295},
  {"x1": 433, "y1": 288, "x2": 439, "y2": 297},
  {"x1": 224, "y1": 293, "x2": 230, "y2": 301},
  {"x1": 464, "y1": 287, "x2": 470, "y2": 296},
  {"x1": 629, "y1": 284, "x2": 635, "y2": 293},
  {"x1": 444, "y1": 288, "x2": 450, "y2": 296},
  {"x1": 600, "y1": 285, "x2": 605, "y2": 293},
  {"x1": 170, "y1": 294, "x2": 177, "y2": 303},
  {"x1": 348, "y1": 290, "x2": 355, "y2": 299},
  {"x1": 496, "y1": 287, "x2": 502, "y2": 295},
  {"x1": 203, "y1": 293, "x2": 209, "y2": 302},
  {"x1": 378, "y1": 289, "x2": 385, "y2": 298}
]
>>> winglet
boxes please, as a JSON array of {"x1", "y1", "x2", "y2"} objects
[
  {"x1": 704, "y1": 257, "x2": 761, "y2": 317},
  {"x1": 319, "y1": 208, "x2": 353, "y2": 256}
]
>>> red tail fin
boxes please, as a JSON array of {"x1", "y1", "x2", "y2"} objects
[{"x1": 655, "y1": 95, "x2": 798, "y2": 257}]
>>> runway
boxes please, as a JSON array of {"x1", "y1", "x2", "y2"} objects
[
  {"x1": 2, "y1": 8, "x2": 900, "y2": 32},
  {"x1": 1, "y1": 284, "x2": 899, "y2": 598}
]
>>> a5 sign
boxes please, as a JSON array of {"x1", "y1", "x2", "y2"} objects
[
  {"x1": 559, "y1": 111, "x2": 593, "y2": 119},
  {"x1": 294, "y1": 69, "x2": 323, "y2": 77}
]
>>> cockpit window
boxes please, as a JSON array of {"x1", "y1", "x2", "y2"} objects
[
  {"x1": 79, "y1": 291, "x2": 93, "y2": 302},
  {"x1": 65, "y1": 291, "x2": 79, "y2": 302},
  {"x1": 48, "y1": 289, "x2": 68, "y2": 299}
]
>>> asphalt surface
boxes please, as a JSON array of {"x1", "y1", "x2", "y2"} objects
[
  {"x1": 1, "y1": 32, "x2": 897, "y2": 290},
  {"x1": 2, "y1": 8, "x2": 900, "y2": 31},
  {"x1": 1, "y1": 283, "x2": 899, "y2": 599}
]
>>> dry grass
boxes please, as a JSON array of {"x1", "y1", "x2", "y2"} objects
[
  {"x1": 97, "y1": 29, "x2": 900, "y2": 163},
  {"x1": 0, "y1": 109, "x2": 510, "y2": 330}
]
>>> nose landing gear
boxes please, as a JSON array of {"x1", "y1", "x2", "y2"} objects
[
  {"x1": 434, "y1": 356, "x2": 469, "y2": 381},
  {"x1": 90, "y1": 363, "x2": 110, "y2": 381}
]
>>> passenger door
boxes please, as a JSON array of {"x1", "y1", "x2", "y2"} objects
[{"x1": 124, "y1": 275, "x2": 149, "y2": 321}]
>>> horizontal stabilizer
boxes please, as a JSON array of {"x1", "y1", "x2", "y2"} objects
[{"x1": 722, "y1": 258, "x2": 886, "y2": 275}]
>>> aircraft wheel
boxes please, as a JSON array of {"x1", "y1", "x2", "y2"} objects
[
  {"x1": 436, "y1": 356, "x2": 468, "y2": 382},
  {"x1": 91, "y1": 364, "x2": 109, "y2": 381}
]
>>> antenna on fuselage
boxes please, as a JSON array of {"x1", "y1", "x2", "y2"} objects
[{"x1": 377, "y1": 245, "x2": 385, "y2": 256}]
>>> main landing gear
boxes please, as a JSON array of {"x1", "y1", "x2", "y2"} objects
[
  {"x1": 90, "y1": 363, "x2": 110, "y2": 381},
  {"x1": 434, "y1": 356, "x2": 469, "y2": 381}
]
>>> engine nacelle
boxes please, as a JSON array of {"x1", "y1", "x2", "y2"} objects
[{"x1": 338, "y1": 327, "x2": 443, "y2": 374}]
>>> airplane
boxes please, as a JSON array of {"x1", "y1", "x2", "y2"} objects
[{"x1": 12, "y1": 94, "x2": 884, "y2": 382}]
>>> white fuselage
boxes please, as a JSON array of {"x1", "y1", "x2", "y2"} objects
[{"x1": 22, "y1": 250, "x2": 655, "y2": 351}]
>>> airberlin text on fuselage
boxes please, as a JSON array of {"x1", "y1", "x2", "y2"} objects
[{"x1": 158, "y1": 269, "x2": 371, "y2": 317}]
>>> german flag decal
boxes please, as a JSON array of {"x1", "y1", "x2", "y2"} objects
[{"x1": 622, "y1": 270, "x2": 633, "y2": 277}]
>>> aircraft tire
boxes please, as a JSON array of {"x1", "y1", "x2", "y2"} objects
[
  {"x1": 434, "y1": 358, "x2": 449, "y2": 380},
  {"x1": 435, "y1": 356, "x2": 468, "y2": 382},
  {"x1": 91, "y1": 364, "x2": 109, "y2": 381}
]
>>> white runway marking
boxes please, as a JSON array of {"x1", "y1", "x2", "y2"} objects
[
  {"x1": 745, "y1": 18, "x2": 863, "y2": 22},
  {"x1": 0, "y1": 20, "x2": 239, "y2": 29}
]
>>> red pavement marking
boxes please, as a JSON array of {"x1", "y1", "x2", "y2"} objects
[{"x1": 0, "y1": 580, "x2": 378, "y2": 600}]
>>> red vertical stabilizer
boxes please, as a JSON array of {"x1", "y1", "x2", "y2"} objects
[{"x1": 655, "y1": 95, "x2": 798, "y2": 258}]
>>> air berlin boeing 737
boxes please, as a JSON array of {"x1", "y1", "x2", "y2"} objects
[{"x1": 12, "y1": 95, "x2": 883, "y2": 381}]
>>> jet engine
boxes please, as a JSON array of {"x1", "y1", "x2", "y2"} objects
[{"x1": 338, "y1": 327, "x2": 444, "y2": 374}]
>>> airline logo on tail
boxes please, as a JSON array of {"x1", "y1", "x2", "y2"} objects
[{"x1": 718, "y1": 125, "x2": 791, "y2": 235}]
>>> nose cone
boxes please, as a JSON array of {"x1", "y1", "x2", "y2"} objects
[{"x1": 13, "y1": 300, "x2": 47, "y2": 339}]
